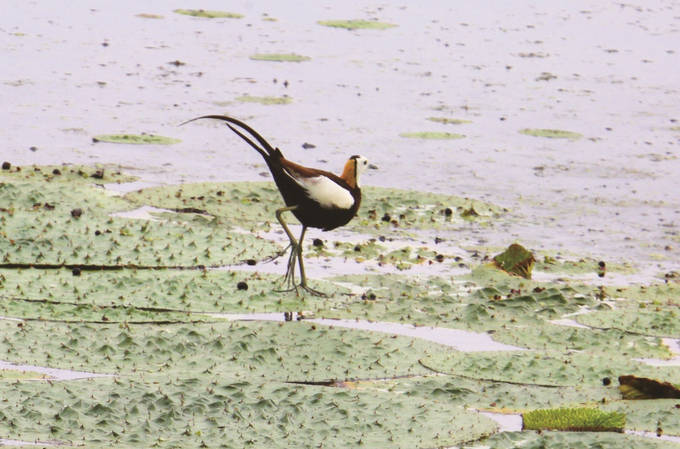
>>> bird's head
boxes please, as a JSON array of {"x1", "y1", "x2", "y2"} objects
[{"x1": 343, "y1": 155, "x2": 375, "y2": 189}]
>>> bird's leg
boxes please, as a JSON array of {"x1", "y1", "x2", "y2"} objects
[
  {"x1": 295, "y1": 226, "x2": 327, "y2": 297},
  {"x1": 273, "y1": 207, "x2": 326, "y2": 297},
  {"x1": 275, "y1": 206, "x2": 300, "y2": 294}
]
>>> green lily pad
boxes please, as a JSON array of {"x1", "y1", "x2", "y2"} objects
[
  {"x1": 249, "y1": 53, "x2": 311, "y2": 62},
  {"x1": 92, "y1": 134, "x2": 181, "y2": 145},
  {"x1": 426, "y1": 117, "x2": 472, "y2": 125},
  {"x1": 420, "y1": 350, "x2": 680, "y2": 387},
  {"x1": 399, "y1": 131, "x2": 465, "y2": 139},
  {"x1": 519, "y1": 128, "x2": 583, "y2": 139},
  {"x1": 317, "y1": 20, "x2": 396, "y2": 30},
  {"x1": 236, "y1": 95, "x2": 292, "y2": 105},
  {"x1": 576, "y1": 309, "x2": 680, "y2": 338},
  {"x1": 173, "y1": 9, "x2": 243, "y2": 19},
  {"x1": 523, "y1": 407, "x2": 626, "y2": 432}
]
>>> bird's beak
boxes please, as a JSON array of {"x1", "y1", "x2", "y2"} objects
[{"x1": 368, "y1": 163, "x2": 379, "y2": 170}]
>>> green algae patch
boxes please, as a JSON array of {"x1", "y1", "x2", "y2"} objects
[
  {"x1": 250, "y1": 53, "x2": 311, "y2": 62},
  {"x1": 519, "y1": 128, "x2": 583, "y2": 139},
  {"x1": 523, "y1": 407, "x2": 625, "y2": 432},
  {"x1": 92, "y1": 134, "x2": 181, "y2": 145},
  {"x1": 236, "y1": 95, "x2": 292, "y2": 105},
  {"x1": 399, "y1": 131, "x2": 465, "y2": 139},
  {"x1": 427, "y1": 117, "x2": 472, "y2": 125},
  {"x1": 318, "y1": 20, "x2": 396, "y2": 30},
  {"x1": 492, "y1": 243, "x2": 536, "y2": 279},
  {"x1": 173, "y1": 9, "x2": 243, "y2": 19}
]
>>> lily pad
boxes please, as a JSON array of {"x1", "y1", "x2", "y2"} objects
[
  {"x1": 317, "y1": 20, "x2": 396, "y2": 30},
  {"x1": 519, "y1": 128, "x2": 583, "y2": 139},
  {"x1": 236, "y1": 95, "x2": 292, "y2": 105},
  {"x1": 173, "y1": 9, "x2": 243, "y2": 19},
  {"x1": 523, "y1": 407, "x2": 625, "y2": 432},
  {"x1": 92, "y1": 134, "x2": 181, "y2": 145},
  {"x1": 399, "y1": 131, "x2": 465, "y2": 139},
  {"x1": 427, "y1": 117, "x2": 472, "y2": 125},
  {"x1": 249, "y1": 53, "x2": 311, "y2": 62}
]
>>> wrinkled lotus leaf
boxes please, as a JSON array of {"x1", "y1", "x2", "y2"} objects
[
  {"x1": 399, "y1": 131, "x2": 465, "y2": 139},
  {"x1": 173, "y1": 9, "x2": 243, "y2": 18},
  {"x1": 477, "y1": 430, "x2": 679, "y2": 449},
  {"x1": 0, "y1": 320, "x2": 441, "y2": 382},
  {"x1": 576, "y1": 309, "x2": 680, "y2": 338},
  {"x1": 519, "y1": 128, "x2": 583, "y2": 139},
  {"x1": 250, "y1": 53, "x2": 311, "y2": 62},
  {"x1": 427, "y1": 117, "x2": 472, "y2": 125},
  {"x1": 0, "y1": 268, "x2": 342, "y2": 314},
  {"x1": 0, "y1": 177, "x2": 279, "y2": 267},
  {"x1": 124, "y1": 182, "x2": 505, "y2": 235},
  {"x1": 420, "y1": 351, "x2": 680, "y2": 387},
  {"x1": 619, "y1": 375, "x2": 680, "y2": 399},
  {"x1": 492, "y1": 243, "x2": 536, "y2": 279},
  {"x1": 92, "y1": 134, "x2": 181, "y2": 145},
  {"x1": 236, "y1": 95, "x2": 292, "y2": 105},
  {"x1": 0, "y1": 164, "x2": 136, "y2": 184},
  {"x1": 317, "y1": 20, "x2": 396, "y2": 30},
  {"x1": 601, "y1": 399, "x2": 680, "y2": 437},
  {"x1": 522, "y1": 407, "x2": 625, "y2": 432},
  {"x1": 0, "y1": 377, "x2": 496, "y2": 448}
]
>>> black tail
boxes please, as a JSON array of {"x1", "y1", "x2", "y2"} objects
[{"x1": 179, "y1": 115, "x2": 277, "y2": 160}]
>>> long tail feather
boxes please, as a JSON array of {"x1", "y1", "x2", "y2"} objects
[{"x1": 179, "y1": 115, "x2": 276, "y2": 159}]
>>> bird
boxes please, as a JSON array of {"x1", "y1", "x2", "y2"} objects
[{"x1": 181, "y1": 115, "x2": 373, "y2": 296}]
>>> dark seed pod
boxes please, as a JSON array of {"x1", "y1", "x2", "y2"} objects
[
  {"x1": 236, "y1": 281, "x2": 248, "y2": 291},
  {"x1": 313, "y1": 238, "x2": 324, "y2": 248}
]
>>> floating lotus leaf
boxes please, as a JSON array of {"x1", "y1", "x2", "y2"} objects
[
  {"x1": 250, "y1": 53, "x2": 311, "y2": 62},
  {"x1": 519, "y1": 128, "x2": 583, "y2": 139},
  {"x1": 173, "y1": 9, "x2": 243, "y2": 18},
  {"x1": 317, "y1": 20, "x2": 396, "y2": 30},
  {"x1": 399, "y1": 131, "x2": 465, "y2": 139},
  {"x1": 618, "y1": 375, "x2": 680, "y2": 400},
  {"x1": 576, "y1": 309, "x2": 680, "y2": 338},
  {"x1": 427, "y1": 117, "x2": 472, "y2": 125},
  {"x1": 92, "y1": 134, "x2": 181, "y2": 145},
  {"x1": 236, "y1": 95, "x2": 292, "y2": 105},
  {"x1": 420, "y1": 350, "x2": 680, "y2": 387},
  {"x1": 0, "y1": 376, "x2": 496, "y2": 448}
]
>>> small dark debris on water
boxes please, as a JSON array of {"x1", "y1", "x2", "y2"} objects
[
  {"x1": 461, "y1": 206, "x2": 480, "y2": 218},
  {"x1": 169, "y1": 60, "x2": 186, "y2": 67},
  {"x1": 29, "y1": 146, "x2": 38, "y2": 152},
  {"x1": 435, "y1": 254, "x2": 445, "y2": 263},
  {"x1": 434, "y1": 237, "x2": 445, "y2": 244},
  {"x1": 70, "y1": 208, "x2": 83, "y2": 218},
  {"x1": 43, "y1": 203, "x2": 55, "y2": 211},
  {"x1": 443, "y1": 207, "x2": 453, "y2": 216},
  {"x1": 602, "y1": 377, "x2": 611, "y2": 386},
  {"x1": 91, "y1": 169, "x2": 105, "y2": 179},
  {"x1": 312, "y1": 238, "x2": 324, "y2": 248},
  {"x1": 245, "y1": 259, "x2": 256, "y2": 266},
  {"x1": 362, "y1": 292, "x2": 376, "y2": 301},
  {"x1": 302, "y1": 142, "x2": 316, "y2": 149},
  {"x1": 598, "y1": 261, "x2": 606, "y2": 278},
  {"x1": 52, "y1": 168, "x2": 61, "y2": 175},
  {"x1": 1, "y1": 162, "x2": 10, "y2": 170},
  {"x1": 72, "y1": 267, "x2": 81, "y2": 276},
  {"x1": 236, "y1": 281, "x2": 248, "y2": 291},
  {"x1": 381, "y1": 213, "x2": 391, "y2": 223}
]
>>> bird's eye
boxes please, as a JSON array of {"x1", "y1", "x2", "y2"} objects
[{"x1": 363, "y1": 161, "x2": 367, "y2": 165}]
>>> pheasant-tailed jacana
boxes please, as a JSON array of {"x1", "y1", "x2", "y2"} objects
[{"x1": 182, "y1": 115, "x2": 373, "y2": 296}]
